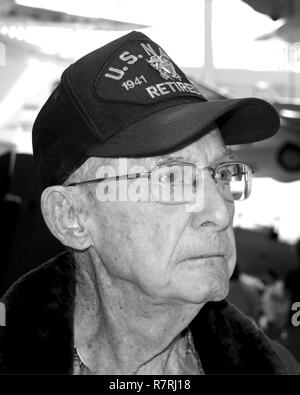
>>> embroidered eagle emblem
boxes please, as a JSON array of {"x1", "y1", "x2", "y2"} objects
[{"x1": 146, "y1": 48, "x2": 182, "y2": 81}]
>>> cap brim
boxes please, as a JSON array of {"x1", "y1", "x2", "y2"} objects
[{"x1": 89, "y1": 97, "x2": 280, "y2": 158}]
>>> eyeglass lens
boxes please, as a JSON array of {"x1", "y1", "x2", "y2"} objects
[{"x1": 149, "y1": 162, "x2": 252, "y2": 204}]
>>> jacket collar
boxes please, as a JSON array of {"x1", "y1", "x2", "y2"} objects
[{"x1": 0, "y1": 251, "x2": 287, "y2": 374}]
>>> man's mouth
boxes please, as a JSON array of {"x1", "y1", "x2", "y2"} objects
[
  {"x1": 177, "y1": 254, "x2": 228, "y2": 267},
  {"x1": 183, "y1": 254, "x2": 226, "y2": 260}
]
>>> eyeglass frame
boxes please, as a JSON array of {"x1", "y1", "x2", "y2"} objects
[{"x1": 65, "y1": 160, "x2": 254, "y2": 202}]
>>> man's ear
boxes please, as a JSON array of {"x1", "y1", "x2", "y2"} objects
[{"x1": 41, "y1": 186, "x2": 92, "y2": 250}]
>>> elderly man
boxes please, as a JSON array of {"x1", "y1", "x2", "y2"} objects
[{"x1": 0, "y1": 31, "x2": 299, "y2": 374}]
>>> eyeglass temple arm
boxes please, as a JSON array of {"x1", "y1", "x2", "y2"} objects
[{"x1": 66, "y1": 172, "x2": 151, "y2": 187}]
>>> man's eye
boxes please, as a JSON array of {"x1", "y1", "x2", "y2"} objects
[{"x1": 217, "y1": 168, "x2": 232, "y2": 182}]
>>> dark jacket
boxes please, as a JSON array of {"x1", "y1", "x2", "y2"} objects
[{"x1": 0, "y1": 252, "x2": 299, "y2": 374}]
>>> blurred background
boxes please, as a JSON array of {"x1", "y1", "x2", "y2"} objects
[{"x1": 0, "y1": 0, "x2": 299, "y2": 361}]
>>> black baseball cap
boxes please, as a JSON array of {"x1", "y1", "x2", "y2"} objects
[{"x1": 32, "y1": 31, "x2": 280, "y2": 192}]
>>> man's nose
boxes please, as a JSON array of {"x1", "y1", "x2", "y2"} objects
[{"x1": 188, "y1": 175, "x2": 233, "y2": 230}]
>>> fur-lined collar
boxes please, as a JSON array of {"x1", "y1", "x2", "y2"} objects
[{"x1": 0, "y1": 252, "x2": 292, "y2": 374}]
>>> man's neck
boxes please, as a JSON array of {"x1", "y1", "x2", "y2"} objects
[{"x1": 73, "y1": 249, "x2": 203, "y2": 374}]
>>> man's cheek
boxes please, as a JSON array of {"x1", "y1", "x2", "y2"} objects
[
  {"x1": 227, "y1": 201, "x2": 235, "y2": 223},
  {"x1": 227, "y1": 228, "x2": 237, "y2": 276}
]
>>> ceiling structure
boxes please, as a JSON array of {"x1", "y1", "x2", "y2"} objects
[
  {"x1": 242, "y1": 0, "x2": 298, "y2": 21},
  {"x1": 0, "y1": 0, "x2": 148, "y2": 30},
  {"x1": 0, "y1": 0, "x2": 149, "y2": 145}
]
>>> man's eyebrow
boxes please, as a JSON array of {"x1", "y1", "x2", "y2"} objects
[
  {"x1": 155, "y1": 149, "x2": 237, "y2": 165},
  {"x1": 218, "y1": 148, "x2": 238, "y2": 163},
  {"x1": 155, "y1": 155, "x2": 186, "y2": 165}
]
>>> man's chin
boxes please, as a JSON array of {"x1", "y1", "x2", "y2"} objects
[
  {"x1": 186, "y1": 288, "x2": 229, "y2": 305},
  {"x1": 174, "y1": 274, "x2": 230, "y2": 304}
]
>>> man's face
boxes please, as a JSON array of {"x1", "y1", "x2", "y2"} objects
[{"x1": 85, "y1": 128, "x2": 236, "y2": 304}]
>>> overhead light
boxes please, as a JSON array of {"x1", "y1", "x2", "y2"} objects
[
  {"x1": 8, "y1": 26, "x2": 18, "y2": 39},
  {"x1": 1, "y1": 26, "x2": 9, "y2": 35},
  {"x1": 16, "y1": 27, "x2": 25, "y2": 40},
  {"x1": 280, "y1": 109, "x2": 300, "y2": 118}
]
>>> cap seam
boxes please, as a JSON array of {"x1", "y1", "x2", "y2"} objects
[{"x1": 62, "y1": 69, "x2": 105, "y2": 140}]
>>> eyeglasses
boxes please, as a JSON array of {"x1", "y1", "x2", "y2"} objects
[{"x1": 66, "y1": 161, "x2": 253, "y2": 204}]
